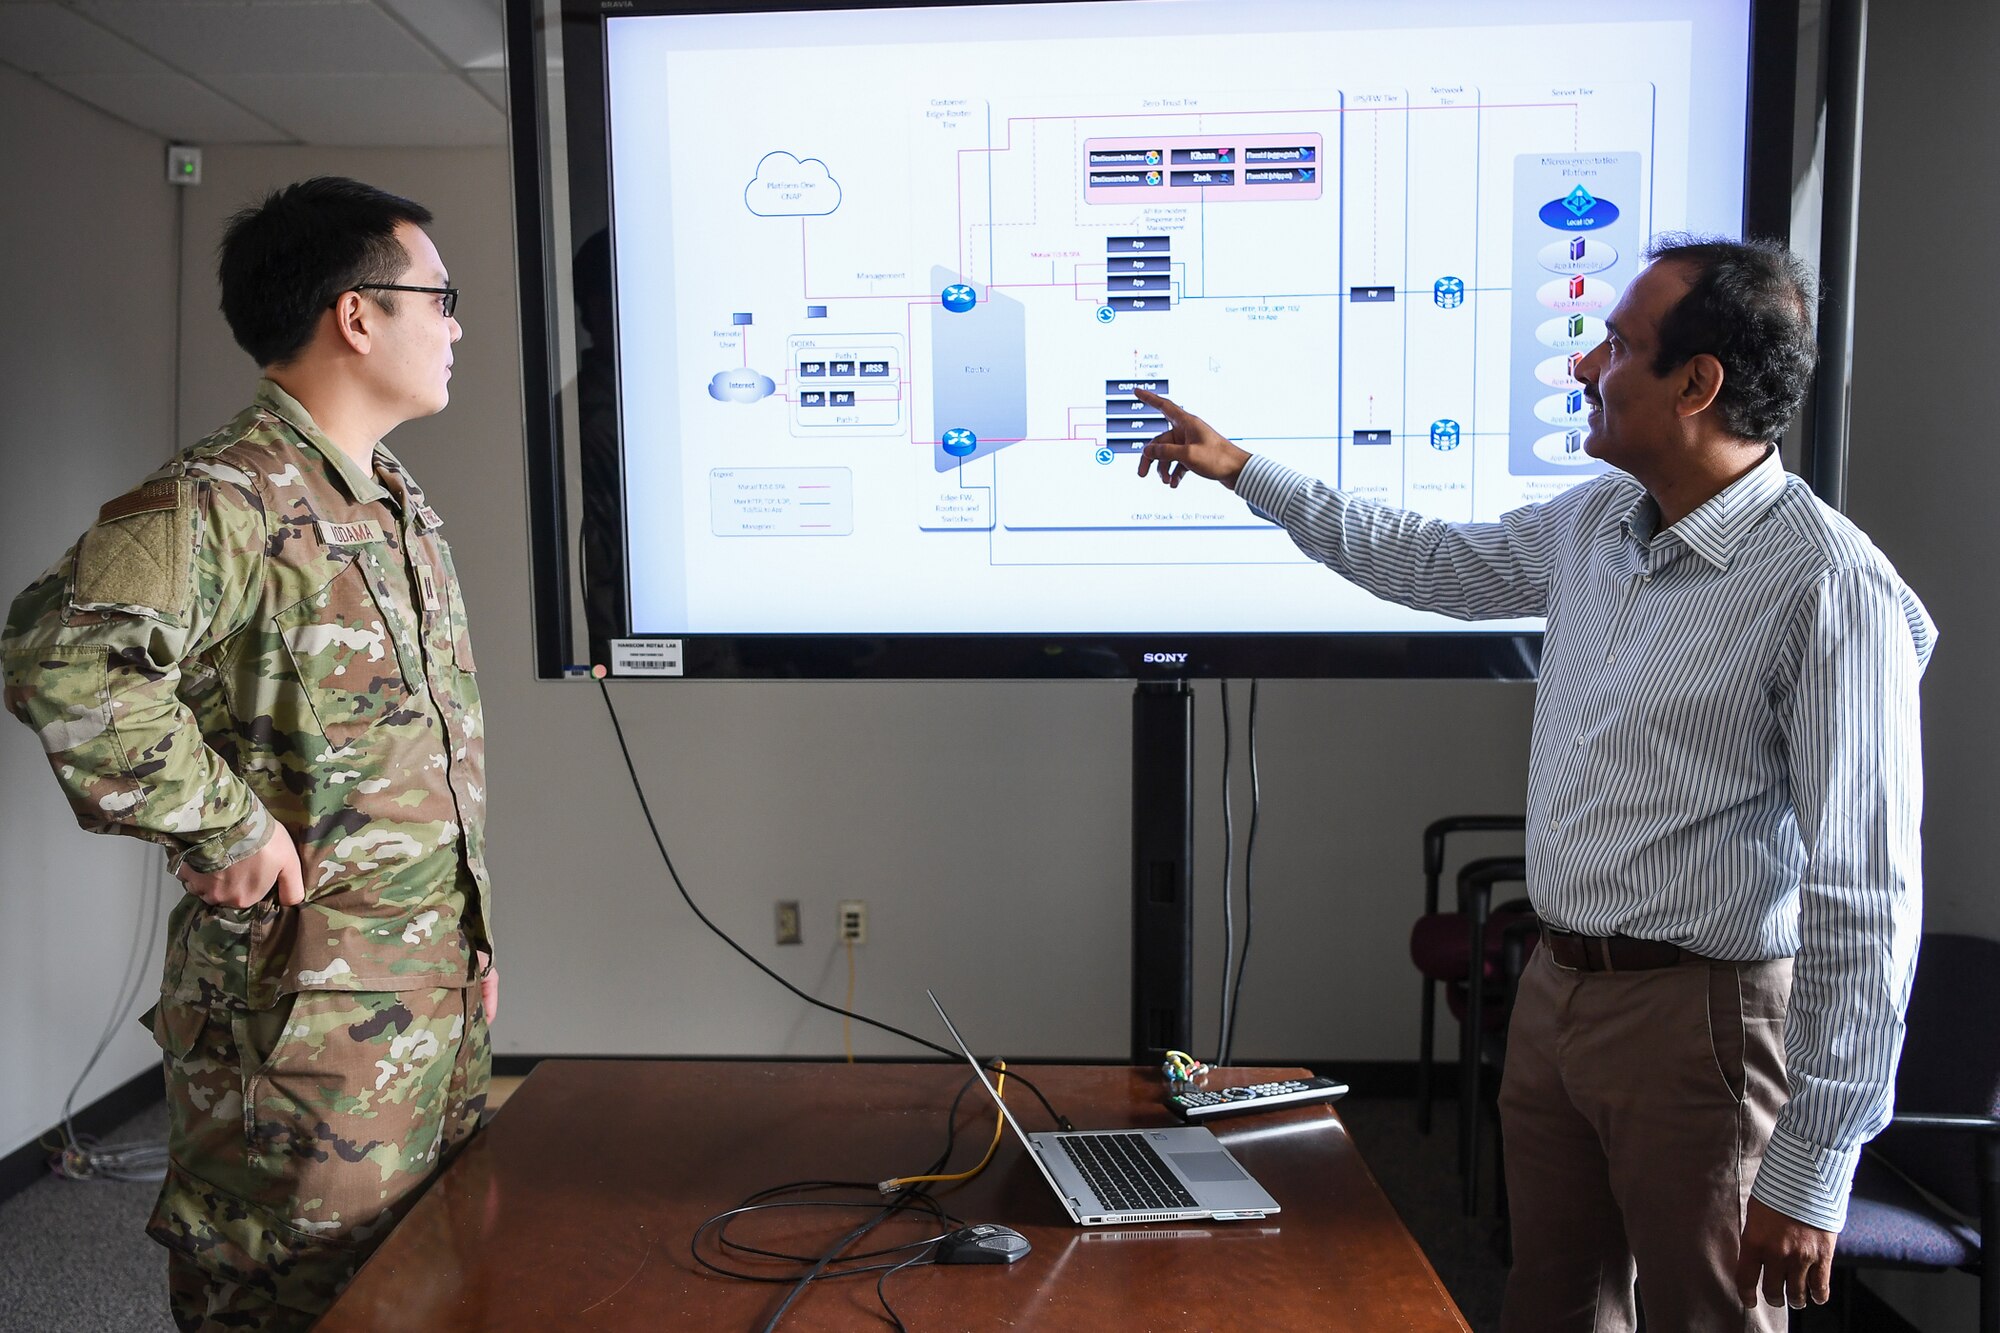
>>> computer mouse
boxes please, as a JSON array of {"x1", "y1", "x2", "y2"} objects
[{"x1": 935, "y1": 1223, "x2": 1032, "y2": 1265}]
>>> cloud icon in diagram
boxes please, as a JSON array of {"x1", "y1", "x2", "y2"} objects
[
  {"x1": 708, "y1": 369, "x2": 776, "y2": 403},
  {"x1": 744, "y1": 151, "x2": 842, "y2": 217}
]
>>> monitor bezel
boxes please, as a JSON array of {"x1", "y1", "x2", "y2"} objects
[{"x1": 512, "y1": 0, "x2": 1800, "y2": 680}]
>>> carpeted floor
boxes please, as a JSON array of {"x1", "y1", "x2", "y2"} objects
[
  {"x1": 0, "y1": 1100, "x2": 173, "y2": 1333},
  {"x1": 0, "y1": 1078, "x2": 528, "y2": 1333}
]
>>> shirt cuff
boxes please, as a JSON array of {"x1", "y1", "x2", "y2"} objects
[
  {"x1": 176, "y1": 801, "x2": 274, "y2": 875},
  {"x1": 1750, "y1": 1122, "x2": 1861, "y2": 1233},
  {"x1": 1234, "y1": 454, "x2": 1308, "y2": 524}
]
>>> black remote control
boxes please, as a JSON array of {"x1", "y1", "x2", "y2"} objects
[{"x1": 1164, "y1": 1076, "x2": 1349, "y2": 1122}]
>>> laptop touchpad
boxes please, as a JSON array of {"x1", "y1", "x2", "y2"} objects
[{"x1": 1169, "y1": 1152, "x2": 1247, "y2": 1183}]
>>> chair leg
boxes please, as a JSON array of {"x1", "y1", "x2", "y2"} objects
[
  {"x1": 1418, "y1": 977, "x2": 1436, "y2": 1135},
  {"x1": 1462, "y1": 1055, "x2": 1481, "y2": 1215},
  {"x1": 1459, "y1": 895, "x2": 1490, "y2": 1215},
  {"x1": 1464, "y1": 976, "x2": 1480, "y2": 1184},
  {"x1": 1980, "y1": 1136, "x2": 1998, "y2": 1333}
]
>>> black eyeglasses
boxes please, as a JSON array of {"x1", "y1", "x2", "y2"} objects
[{"x1": 349, "y1": 283, "x2": 459, "y2": 318}]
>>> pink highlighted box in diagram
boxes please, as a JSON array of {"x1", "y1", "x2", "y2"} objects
[{"x1": 1082, "y1": 134, "x2": 1324, "y2": 204}]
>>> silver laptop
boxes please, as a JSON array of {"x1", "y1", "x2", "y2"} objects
[{"x1": 927, "y1": 990, "x2": 1281, "y2": 1225}]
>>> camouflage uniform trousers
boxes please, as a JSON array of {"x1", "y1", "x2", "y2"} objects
[{"x1": 146, "y1": 984, "x2": 491, "y2": 1332}]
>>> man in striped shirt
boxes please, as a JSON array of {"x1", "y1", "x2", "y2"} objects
[{"x1": 1135, "y1": 237, "x2": 1933, "y2": 1330}]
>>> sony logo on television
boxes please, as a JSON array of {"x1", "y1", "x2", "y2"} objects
[{"x1": 1142, "y1": 652, "x2": 1190, "y2": 665}]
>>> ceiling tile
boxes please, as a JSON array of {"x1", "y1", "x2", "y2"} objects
[
  {"x1": 212, "y1": 71, "x2": 503, "y2": 146},
  {"x1": 376, "y1": 0, "x2": 503, "y2": 70},
  {"x1": 76, "y1": 0, "x2": 442, "y2": 77},
  {"x1": 465, "y1": 67, "x2": 504, "y2": 112},
  {"x1": 43, "y1": 69, "x2": 292, "y2": 141},
  {"x1": 0, "y1": 2, "x2": 166, "y2": 74}
]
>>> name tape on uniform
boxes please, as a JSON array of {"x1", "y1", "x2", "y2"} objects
[
  {"x1": 610, "y1": 639, "x2": 684, "y2": 677},
  {"x1": 317, "y1": 518, "x2": 386, "y2": 547}
]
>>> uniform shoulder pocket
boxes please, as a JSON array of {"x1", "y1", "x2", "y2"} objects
[{"x1": 72, "y1": 478, "x2": 193, "y2": 623}]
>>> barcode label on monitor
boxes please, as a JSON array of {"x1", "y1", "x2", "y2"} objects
[{"x1": 610, "y1": 639, "x2": 683, "y2": 677}]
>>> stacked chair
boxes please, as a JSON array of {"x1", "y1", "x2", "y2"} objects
[{"x1": 1407, "y1": 815, "x2": 1535, "y2": 1214}]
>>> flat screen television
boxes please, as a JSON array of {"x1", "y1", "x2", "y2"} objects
[{"x1": 506, "y1": 0, "x2": 1802, "y2": 679}]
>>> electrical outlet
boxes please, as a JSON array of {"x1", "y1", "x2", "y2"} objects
[
  {"x1": 775, "y1": 900, "x2": 802, "y2": 945},
  {"x1": 837, "y1": 899, "x2": 867, "y2": 945}
]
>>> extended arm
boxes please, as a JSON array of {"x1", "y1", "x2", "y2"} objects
[{"x1": 1135, "y1": 387, "x2": 1564, "y2": 619}]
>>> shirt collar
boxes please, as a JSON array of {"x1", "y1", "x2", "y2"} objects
[
  {"x1": 1620, "y1": 448, "x2": 1788, "y2": 571},
  {"x1": 254, "y1": 378, "x2": 388, "y2": 503}
]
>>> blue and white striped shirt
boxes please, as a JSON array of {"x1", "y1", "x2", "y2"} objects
[{"x1": 1236, "y1": 448, "x2": 1935, "y2": 1231}]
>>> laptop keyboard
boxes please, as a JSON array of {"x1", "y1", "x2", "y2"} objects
[{"x1": 1056, "y1": 1133, "x2": 1198, "y2": 1212}]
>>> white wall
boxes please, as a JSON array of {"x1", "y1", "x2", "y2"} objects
[{"x1": 0, "y1": 67, "x2": 179, "y2": 1162}]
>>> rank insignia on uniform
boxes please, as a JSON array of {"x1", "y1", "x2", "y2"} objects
[
  {"x1": 419, "y1": 565, "x2": 442, "y2": 612},
  {"x1": 317, "y1": 518, "x2": 386, "y2": 546}
]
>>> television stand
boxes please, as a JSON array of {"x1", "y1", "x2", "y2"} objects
[{"x1": 1131, "y1": 679, "x2": 1195, "y2": 1062}]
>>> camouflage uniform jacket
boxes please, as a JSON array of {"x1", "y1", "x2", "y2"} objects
[{"x1": 2, "y1": 379, "x2": 491, "y2": 1010}]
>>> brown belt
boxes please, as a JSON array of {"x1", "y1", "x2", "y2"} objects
[{"x1": 1540, "y1": 927, "x2": 1691, "y2": 973}]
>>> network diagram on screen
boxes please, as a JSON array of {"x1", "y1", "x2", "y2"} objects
[{"x1": 604, "y1": 4, "x2": 1739, "y2": 635}]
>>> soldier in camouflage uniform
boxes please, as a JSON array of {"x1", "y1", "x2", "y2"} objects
[{"x1": 1, "y1": 177, "x2": 496, "y2": 1332}]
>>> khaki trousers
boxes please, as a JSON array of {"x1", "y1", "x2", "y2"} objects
[{"x1": 1498, "y1": 946, "x2": 1793, "y2": 1333}]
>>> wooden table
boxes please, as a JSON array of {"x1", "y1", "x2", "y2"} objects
[{"x1": 319, "y1": 1061, "x2": 1469, "y2": 1331}]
